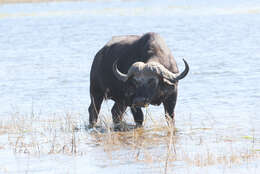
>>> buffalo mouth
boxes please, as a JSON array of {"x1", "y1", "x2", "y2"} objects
[
  {"x1": 132, "y1": 97, "x2": 150, "y2": 108},
  {"x1": 132, "y1": 103, "x2": 149, "y2": 108}
]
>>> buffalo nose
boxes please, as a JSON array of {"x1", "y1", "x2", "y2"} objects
[{"x1": 133, "y1": 97, "x2": 149, "y2": 107}]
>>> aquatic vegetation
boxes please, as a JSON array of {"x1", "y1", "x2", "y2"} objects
[{"x1": 0, "y1": 111, "x2": 259, "y2": 174}]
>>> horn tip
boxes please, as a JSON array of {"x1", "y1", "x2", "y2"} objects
[{"x1": 182, "y1": 58, "x2": 189, "y2": 68}]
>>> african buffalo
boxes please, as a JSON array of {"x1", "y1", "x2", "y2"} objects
[{"x1": 88, "y1": 32, "x2": 189, "y2": 129}]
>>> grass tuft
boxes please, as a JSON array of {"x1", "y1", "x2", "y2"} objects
[{"x1": 0, "y1": 111, "x2": 259, "y2": 172}]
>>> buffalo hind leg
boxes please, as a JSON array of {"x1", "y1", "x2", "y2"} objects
[
  {"x1": 131, "y1": 107, "x2": 144, "y2": 127},
  {"x1": 88, "y1": 94, "x2": 103, "y2": 128}
]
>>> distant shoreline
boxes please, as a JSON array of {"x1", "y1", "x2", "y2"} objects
[{"x1": 0, "y1": 0, "x2": 88, "y2": 4}]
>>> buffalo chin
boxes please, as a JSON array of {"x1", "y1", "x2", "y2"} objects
[{"x1": 132, "y1": 103, "x2": 149, "y2": 108}]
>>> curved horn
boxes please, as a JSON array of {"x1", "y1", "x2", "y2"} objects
[
  {"x1": 144, "y1": 59, "x2": 189, "y2": 83},
  {"x1": 113, "y1": 59, "x2": 128, "y2": 82},
  {"x1": 175, "y1": 59, "x2": 189, "y2": 81}
]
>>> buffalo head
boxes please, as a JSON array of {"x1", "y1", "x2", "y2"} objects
[{"x1": 113, "y1": 59, "x2": 189, "y2": 107}]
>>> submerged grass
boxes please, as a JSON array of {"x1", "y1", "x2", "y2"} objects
[{"x1": 0, "y1": 111, "x2": 259, "y2": 173}]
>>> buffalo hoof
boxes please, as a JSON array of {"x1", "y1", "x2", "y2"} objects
[
  {"x1": 86, "y1": 123, "x2": 107, "y2": 133},
  {"x1": 113, "y1": 121, "x2": 136, "y2": 132},
  {"x1": 87, "y1": 124, "x2": 94, "y2": 129},
  {"x1": 135, "y1": 122, "x2": 143, "y2": 128}
]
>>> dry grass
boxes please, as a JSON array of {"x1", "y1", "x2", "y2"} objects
[
  {"x1": 0, "y1": 111, "x2": 259, "y2": 173},
  {"x1": 0, "y1": 112, "x2": 86, "y2": 156},
  {"x1": 93, "y1": 119, "x2": 260, "y2": 171}
]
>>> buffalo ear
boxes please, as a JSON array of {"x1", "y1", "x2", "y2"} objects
[{"x1": 124, "y1": 77, "x2": 136, "y2": 97}]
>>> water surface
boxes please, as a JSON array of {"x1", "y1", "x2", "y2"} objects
[{"x1": 0, "y1": 0, "x2": 260, "y2": 173}]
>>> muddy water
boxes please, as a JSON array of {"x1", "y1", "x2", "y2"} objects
[{"x1": 0, "y1": 0, "x2": 260, "y2": 173}]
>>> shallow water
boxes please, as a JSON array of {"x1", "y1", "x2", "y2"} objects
[{"x1": 0, "y1": 0, "x2": 260, "y2": 173}]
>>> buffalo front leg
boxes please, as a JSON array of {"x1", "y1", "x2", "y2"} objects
[
  {"x1": 163, "y1": 92, "x2": 177, "y2": 125},
  {"x1": 131, "y1": 107, "x2": 144, "y2": 127},
  {"x1": 112, "y1": 102, "x2": 127, "y2": 131},
  {"x1": 112, "y1": 102, "x2": 127, "y2": 124},
  {"x1": 88, "y1": 94, "x2": 103, "y2": 128}
]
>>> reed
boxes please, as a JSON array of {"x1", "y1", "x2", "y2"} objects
[{"x1": 0, "y1": 111, "x2": 259, "y2": 172}]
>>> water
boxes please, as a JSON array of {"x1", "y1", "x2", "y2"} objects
[{"x1": 0, "y1": 0, "x2": 260, "y2": 172}]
